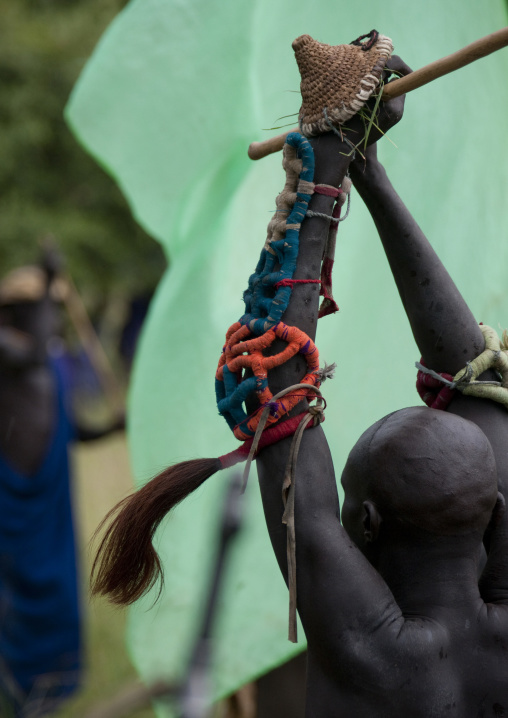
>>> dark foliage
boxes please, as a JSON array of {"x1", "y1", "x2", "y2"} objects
[{"x1": 0, "y1": 0, "x2": 166, "y2": 306}]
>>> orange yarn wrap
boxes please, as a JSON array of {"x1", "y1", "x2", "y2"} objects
[{"x1": 216, "y1": 320, "x2": 321, "y2": 440}]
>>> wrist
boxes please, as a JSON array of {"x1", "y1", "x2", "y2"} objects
[
  {"x1": 350, "y1": 154, "x2": 386, "y2": 189},
  {"x1": 309, "y1": 135, "x2": 352, "y2": 188}
]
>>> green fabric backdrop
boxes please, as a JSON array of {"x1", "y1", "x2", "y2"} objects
[{"x1": 66, "y1": 2, "x2": 508, "y2": 713}]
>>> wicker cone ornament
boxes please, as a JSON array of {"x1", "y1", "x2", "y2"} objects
[{"x1": 293, "y1": 30, "x2": 394, "y2": 137}]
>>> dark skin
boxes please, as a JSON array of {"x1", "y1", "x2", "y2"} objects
[
  {"x1": 254, "y1": 57, "x2": 508, "y2": 717},
  {"x1": 0, "y1": 276, "x2": 123, "y2": 477}
]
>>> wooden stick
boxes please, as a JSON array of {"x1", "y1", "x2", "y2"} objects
[
  {"x1": 382, "y1": 26, "x2": 508, "y2": 100},
  {"x1": 61, "y1": 274, "x2": 125, "y2": 417},
  {"x1": 248, "y1": 26, "x2": 508, "y2": 160},
  {"x1": 248, "y1": 128, "x2": 299, "y2": 160},
  {"x1": 82, "y1": 679, "x2": 175, "y2": 718},
  {"x1": 38, "y1": 235, "x2": 125, "y2": 417}
]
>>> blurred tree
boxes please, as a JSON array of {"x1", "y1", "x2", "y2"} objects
[{"x1": 0, "y1": 0, "x2": 165, "y2": 310}]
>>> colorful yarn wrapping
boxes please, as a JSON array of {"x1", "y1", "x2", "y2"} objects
[
  {"x1": 417, "y1": 325, "x2": 508, "y2": 412},
  {"x1": 216, "y1": 132, "x2": 324, "y2": 439},
  {"x1": 218, "y1": 410, "x2": 325, "y2": 469},
  {"x1": 416, "y1": 358, "x2": 456, "y2": 411},
  {"x1": 215, "y1": 321, "x2": 320, "y2": 440},
  {"x1": 313, "y1": 183, "x2": 346, "y2": 317},
  {"x1": 214, "y1": 133, "x2": 345, "y2": 644},
  {"x1": 241, "y1": 132, "x2": 315, "y2": 336}
]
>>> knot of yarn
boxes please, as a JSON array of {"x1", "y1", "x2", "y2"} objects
[
  {"x1": 314, "y1": 361, "x2": 337, "y2": 382},
  {"x1": 267, "y1": 401, "x2": 281, "y2": 416},
  {"x1": 308, "y1": 403, "x2": 325, "y2": 424}
]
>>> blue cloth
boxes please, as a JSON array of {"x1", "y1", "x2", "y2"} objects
[{"x1": 0, "y1": 364, "x2": 81, "y2": 712}]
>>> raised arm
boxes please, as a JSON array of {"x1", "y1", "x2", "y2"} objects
[
  {"x1": 349, "y1": 144, "x2": 508, "y2": 602},
  {"x1": 349, "y1": 146, "x2": 485, "y2": 373},
  {"x1": 254, "y1": 67, "x2": 409, "y2": 657}
]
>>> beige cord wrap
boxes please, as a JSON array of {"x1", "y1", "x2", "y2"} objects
[
  {"x1": 241, "y1": 384, "x2": 325, "y2": 643},
  {"x1": 265, "y1": 144, "x2": 308, "y2": 252},
  {"x1": 453, "y1": 325, "x2": 508, "y2": 407}
]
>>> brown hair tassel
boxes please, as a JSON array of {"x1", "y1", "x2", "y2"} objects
[{"x1": 90, "y1": 458, "x2": 222, "y2": 605}]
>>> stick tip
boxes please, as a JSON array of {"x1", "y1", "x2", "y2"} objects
[{"x1": 248, "y1": 142, "x2": 263, "y2": 160}]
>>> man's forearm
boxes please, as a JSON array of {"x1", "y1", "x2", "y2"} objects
[
  {"x1": 352, "y1": 153, "x2": 508, "y2": 541},
  {"x1": 351, "y1": 155, "x2": 484, "y2": 375},
  {"x1": 266, "y1": 136, "x2": 352, "y2": 396},
  {"x1": 255, "y1": 136, "x2": 351, "y2": 581},
  {"x1": 255, "y1": 146, "x2": 402, "y2": 644}
]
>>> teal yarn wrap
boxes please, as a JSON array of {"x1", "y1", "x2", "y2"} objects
[
  {"x1": 241, "y1": 133, "x2": 315, "y2": 335},
  {"x1": 215, "y1": 133, "x2": 315, "y2": 435}
]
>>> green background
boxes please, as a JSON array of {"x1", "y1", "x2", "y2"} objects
[{"x1": 67, "y1": 1, "x2": 508, "y2": 713}]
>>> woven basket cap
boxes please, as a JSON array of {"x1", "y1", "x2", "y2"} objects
[
  {"x1": 0, "y1": 266, "x2": 66, "y2": 306},
  {"x1": 293, "y1": 30, "x2": 393, "y2": 137}
]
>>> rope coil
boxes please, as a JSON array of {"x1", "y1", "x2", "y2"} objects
[{"x1": 417, "y1": 325, "x2": 508, "y2": 411}]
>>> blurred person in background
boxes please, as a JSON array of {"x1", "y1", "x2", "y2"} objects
[{"x1": 0, "y1": 254, "x2": 124, "y2": 717}]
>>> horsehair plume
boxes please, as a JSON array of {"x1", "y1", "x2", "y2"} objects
[{"x1": 91, "y1": 457, "x2": 222, "y2": 605}]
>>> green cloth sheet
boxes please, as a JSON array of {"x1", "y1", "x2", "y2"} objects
[{"x1": 66, "y1": 1, "x2": 508, "y2": 712}]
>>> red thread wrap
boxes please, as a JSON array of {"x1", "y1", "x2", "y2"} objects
[
  {"x1": 218, "y1": 411, "x2": 323, "y2": 469},
  {"x1": 416, "y1": 358, "x2": 455, "y2": 411}
]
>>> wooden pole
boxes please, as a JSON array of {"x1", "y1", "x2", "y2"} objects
[
  {"x1": 248, "y1": 26, "x2": 508, "y2": 161},
  {"x1": 61, "y1": 274, "x2": 125, "y2": 417},
  {"x1": 248, "y1": 128, "x2": 299, "y2": 161},
  {"x1": 82, "y1": 679, "x2": 175, "y2": 718},
  {"x1": 382, "y1": 26, "x2": 508, "y2": 100},
  {"x1": 38, "y1": 234, "x2": 125, "y2": 417}
]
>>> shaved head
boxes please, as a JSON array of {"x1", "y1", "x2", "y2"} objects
[{"x1": 341, "y1": 406, "x2": 498, "y2": 538}]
